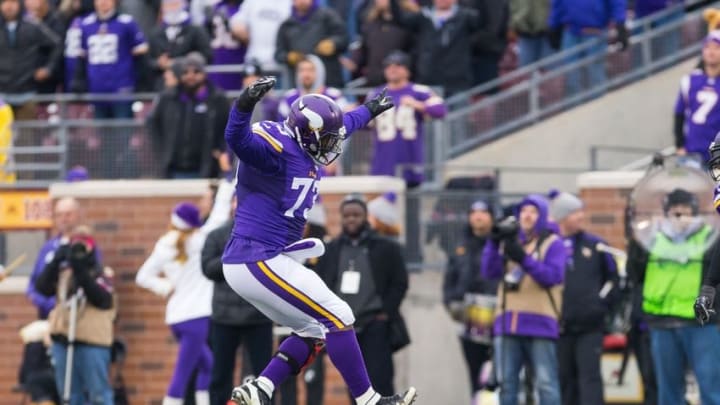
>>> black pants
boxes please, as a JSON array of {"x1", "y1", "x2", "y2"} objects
[
  {"x1": 460, "y1": 339, "x2": 492, "y2": 394},
  {"x1": 558, "y1": 332, "x2": 604, "y2": 405},
  {"x1": 358, "y1": 320, "x2": 394, "y2": 396},
  {"x1": 209, "y1": 321, "x2": 273, "y2": 405}
]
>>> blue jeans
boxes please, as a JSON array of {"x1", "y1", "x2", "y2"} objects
[
  {"x1": 518, "y1": 36, "x2": 554, "y2": 67},
  {"x1": 562, "y1": 31, "x2": 607, "y2": 98},
  {"x1": 51, "y1": 342, "x2": 114, "y2": 405},
  {"x1": 494, "y1": 335, "x2": 561, "y2": 405},
  {"x1": 650, "y1": 326, "x2": 720, "y2": 405}
]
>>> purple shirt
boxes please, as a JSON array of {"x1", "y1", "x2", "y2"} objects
[
  {"x1": 222, "y1": 105, "x2": 372, "y2": 264},
  {"x1": 79, "y1": 12, "x2": 147, "y2": 93},
  {"x1": 368, "y1": 83, "x2": 446, "y2": 185},
  {"x1": 674, "y1": 69, "x2": 720, "y2": 161},
  {"x1": 207, "y1": 2, "x2": 246, "y2": 91}
]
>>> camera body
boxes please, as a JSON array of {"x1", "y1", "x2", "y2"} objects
[{"x1": 492, "y1": 216, "x2": 520, "y2": 241}]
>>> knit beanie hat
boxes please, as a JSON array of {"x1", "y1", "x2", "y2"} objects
[
  {"x1": 367, "y1": 192, "x2": 399, "y2": 227},
  {"x1": 171, "y1": 202, "x2": 202, "y2": 230},
  {"x1": 548, "y1": 190, "x2": 583, "y2": 222}
]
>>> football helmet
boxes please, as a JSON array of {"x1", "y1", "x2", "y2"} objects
[{"x1": 286, "y1": 94, "x2": 346, "y2": 166}]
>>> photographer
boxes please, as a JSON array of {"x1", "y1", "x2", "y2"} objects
[
  {"x1": 481, "y1": 194, "x2": 566, "y2": 405},
  {"x1": 35, "y1": 227, "x2": 116, "y2": 405}
]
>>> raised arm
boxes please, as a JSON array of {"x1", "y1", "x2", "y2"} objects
[
  {"x1": 225, "y1": 77, "x2": 283, "y2": 173},
  {"x1": 135, "y1": 236, "x2": 175, "y2": 298},
  {"x1": 200, "y1": 178, "x2": 235, "y2": 234}
]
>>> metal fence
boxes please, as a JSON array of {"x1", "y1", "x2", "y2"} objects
[{"x1": 443, "y1": 2, "x2": 712, "y2": 157}]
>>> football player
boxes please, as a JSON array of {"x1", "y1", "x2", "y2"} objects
[{"x1": 221, "y1": 76, "x2": 417, "y2": 405}]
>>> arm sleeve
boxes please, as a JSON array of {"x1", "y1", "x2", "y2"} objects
[
  {"x1": 323, "y1": 9, "x2": 349, "y2": 54},
  {"x1": 73, "y1": 266, "x2": 113, "y2": 309},
  {"x1": 200, "y1": 178, "x2": 235, "y2": 234},
  {"x1": 38, "y1": 23, "x2": 62, "y2": 73},
  {"x1": 382, "y1": 241, "x2": 409, "y2": 317},
  {"x1": 342, "y1": 106, "x2": 372, "y2": 139},
  {"x1": 674, "y1": 98, "x2": 686, "y2": 148},
  {"x1": 27, "y1": 249, "x2": 57, "y2": 313},
  {"x1": 135, "y1": 242, "x2": 174, "y2": 296},
  {"x1": 194, "y1": 26, "x2": 214, "y2": 64},
  {"x1": 274, "y1": 23, "x2": 290, "y2": 64},
  {"x1": 34, "y1": 260, "x2": 60, "y2": 298},
  {"x1": 389, "y1": 0, "x2": 422, "y2": 30},
  {"x1": 626, "y1": 238, "x2": 649, "y2": 285},
  {"x1": 420, "y1": 91, "x2": 447, "y2": 118},
  {"x1": 548, "y1": 0, "x2": 564, "y2": 29},
  {"x1": 520, "y1": 238, "x2": 566, "y2": 287},
  {"x1": 611, "y1": 0, "x2": 627, "y2": 24},
  {"x1": 443, "y1": 254, "x2": 463, "y2": 304},
  {"x1": 704, "y1": 239, "x2": 720, "y2": 288},
  {"x1": 599, "y1": 246, "x2": 621, "y2": 304},
  {"x1": 481, "y1": 240, "x2": 505, "y2": 280},
  {"x1": 224, "y1": 107, "x2": 283, "y2": 173},
  {"x1": 201, "y1": 228, "x2": 226, "y2": 282},
  {"x1": 130, "y1": 20, "x2": 149, "y2": 54}
]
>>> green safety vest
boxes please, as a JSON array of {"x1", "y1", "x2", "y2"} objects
[{"x1": 642, "y1": 226, "x2": 710, "y2": 319}]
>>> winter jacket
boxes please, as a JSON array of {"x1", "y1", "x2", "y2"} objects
[
  {"x1": 468, "y1": 0, "x2": 509, "y2": 54},
  {"x1": 481, "y1": 194, "x2": 567, "y2": 339},
  {"x1": 509, "y1": 0, "x2": 551, "y2": 35},
  {"x1": 560, "y1": 230, "x2": 619, "y2": 334},
  {"x1": 0, "y1": 17, "x2": 61, "y2": 98},
  {"x1": 201, "y1": 220, "x2": 272, "y2": 326},
  {"x1": 275, "y1": 5, "x2": 349, "y2": 88},
  {"x1": 352, "y1": 15, "x2": 415, "y2": 87},
  {"x1": 443, "y1": 227, "x2": 499, "y2": 304},
  {"x1": 549, "y1": 0, "x2": 626, "y2": 35},
  {"x1": 634, "y1": 0, "x2": 682, "y2": 19},
  {"x1": 147, "y1": 22, "x2": 212, "y2": 89},
  {"x1": 147, "y1": 82, "x2": 229, "y2": 178},
  {"x1": 390, "y1": 0, "x2": 484, "y2": 96},
  {"x1": 316, "y1": 229, "x2": 408, "y2": 320}
]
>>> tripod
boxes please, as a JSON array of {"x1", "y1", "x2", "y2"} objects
[{"x1": 62, "y1": 291, "x2": 80, "y2": 405}]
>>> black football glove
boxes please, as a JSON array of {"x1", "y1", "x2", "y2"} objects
[
  {"x1": 364, "y1": 88, "x2": 394, "y2": 118},
  {"x1": 235, "y1": 76, "x2": 277, "y2": 113},
  {"x1": 695, "y1": 285, "x2": 717, "y2": 325},
  {"x1": 503, "y1": 239, "x2": 527, "y2": 264}
]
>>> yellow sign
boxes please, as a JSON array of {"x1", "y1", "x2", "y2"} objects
[{"x1": 0, "y1": 190, "x2": 52, "y2": 229}]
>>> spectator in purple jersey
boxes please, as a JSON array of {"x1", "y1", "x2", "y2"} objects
[
  {"x1": 148, "y1": 52, "x2": 230, "y2": 179},
  {"x1": 368, "y1": 50, "x2": 446, "y2": 188},
  {"x1": 206, "y1": 0, "x2": 245, "y2": 91},
  {"x1": 25, "y1": 0, "x2": 65, "y2": 93},
  {"x1": 674, "y1": 31, "x2": 720, "y2": 163},
  {"x1": 0, "y1": 0, "x2": 61, "y2": 119},
  {"x1": 275, "y1": 0, "x2": 349, "y2": 88},
  {"x1": 148, "y1": 0, "x2": 212, "y2": 90},
  {"x1": 347, "y1": 0, "x2": 416, "y2": 88}
]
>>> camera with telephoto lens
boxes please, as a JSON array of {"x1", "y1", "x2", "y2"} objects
[
  {"x1": 492, "y1": 216, "x2": 520, "y2": 241},
  {"x1": 70, "y1": 240, "x2": 92, "y2": 260}
]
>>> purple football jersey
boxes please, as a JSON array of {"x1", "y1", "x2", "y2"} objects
[
  {"x1": 222, "y1": 105, "x2": 372, "y2": 264},
  {"x1": 64, "y1": 16, "x2": 83, "y2": 91},
  {"x1": 368, "y1": 83, "x2": 446, "y2": 185},
  {"x1": 277, "y1": 87, "x2": 348, "y2": 120},
  {"x1": 79, "y1": 13, "x2": 147, "y2": 93},
  {"x1": 674, "y1": 69, "x2": 720, "y2": 161},
  {"x1": 207, "y1": 1, "x2": 246, "y2": 91}
]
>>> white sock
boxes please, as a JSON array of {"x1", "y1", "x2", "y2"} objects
[
  {"x1": 356, "y1": 387, "x2": 381, "y2": 405},
  {"x1": 195, "y1": 390, "x2": 209, "y2": 405},
  {"x1": 255, "y1": 376, "x2": 275, "y2": 398}
]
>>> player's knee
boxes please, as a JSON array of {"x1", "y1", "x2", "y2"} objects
[{"x1": 327, "y1": 301, "x2": 355, "y2": 332}]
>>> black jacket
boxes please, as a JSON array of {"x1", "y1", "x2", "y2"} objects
[
  {"x1": 275, "y1": 7, "x2": 349, "y2": 88},
  {"x1": 352, "y1": 15, "x2": 415, "y2": 87},
  {"x1": 316, "y1": 229, "x2": 409, "y2": 320},
  {"x1": 443, "y1": 228, "x2": 498, "y2": 305},
  {"x1": 147, "y1": 82, "x2": 229, "y2": 178},
  {"x1": 390, "y1": 0, "x2": 484, "y2": 96},
  {"x1": 0, "y1": 17, "x2": 61, "y2": 96},
  {"x1": 148, "y1": 23, "x2": 212, "y2": 89},
  {"x1": 560, "y1": 231, "x2": 620, "y2": 334},
  {"x1": 201, "y1": 220, "x2": 272, "y2": 326}
]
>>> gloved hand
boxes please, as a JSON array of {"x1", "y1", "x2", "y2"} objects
[
  {"x1": 364, "y1": 88, "x2": 394, "y2": 119},
  {"x1": 503, "y1": 239, "x2": 527, "y2": 264},
  {"x1": 615, "y1": 24, "x2": 629, "y2": 51},
  {"x1": 695, "y1": 285, "x2": 717, "y2": 325},
  {"x1": 51, "y1": 244, "x2": 72, "y2": 266},
  {"x1": 235, "y1": 76, "x2": 276, "y2": 113},
  {"x1": 287, "y1": 51, "x2": 304, "y2": 67},
  {"x1": 548, "y1": 27, "x2": 564, "y2": 50}
]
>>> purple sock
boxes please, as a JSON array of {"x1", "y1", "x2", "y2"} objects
[
  {"x1": 259, "y1": 335, "x2": 312, "y2": 388},
  {"x1": 325, "y1": 328, "x2": 373, "y2": 398}
]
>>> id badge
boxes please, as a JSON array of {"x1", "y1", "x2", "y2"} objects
[{"x1": 340, "y1": 270, "x2": 361, "y2": 294}]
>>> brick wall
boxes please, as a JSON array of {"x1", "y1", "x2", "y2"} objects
[{"x1": 0, "y1": 178, "x2": 403, "y2": 405}]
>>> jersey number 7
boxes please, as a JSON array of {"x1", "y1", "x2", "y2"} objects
[{"x1": 284, "y1": 177, "x2": 318, "y2": 219}]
